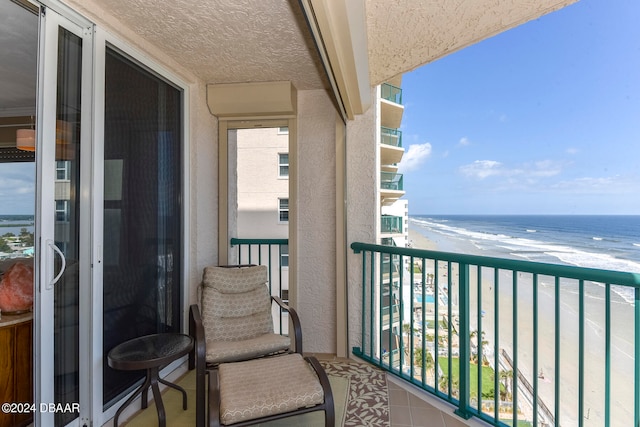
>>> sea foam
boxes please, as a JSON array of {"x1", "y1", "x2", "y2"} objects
[{"x1": 411, "y1": 216, "x2": 640, "y2": 276}]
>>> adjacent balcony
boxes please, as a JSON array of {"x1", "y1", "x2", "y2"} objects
[
  {"x1": 381, "y1": 171, "x2": 403, "y2": 191},
  {"x1": 381, "y1": 215, "x2": 403, "y2": 235},
  {"x1": 380, "y1": 171, "x2": 404, "y2": 206},
  {"x1": 380, "y1": 83, "x2": 404, "y2": 129},
  {"x1": 351, "y1": 241, "x2": 640, "y2": 427},
  {"x1": 380, "y1": 127, "x2": 404, "y2": 166},
  {"x1": 381, "y1": 83, "x2": 403, "y2": 104}
]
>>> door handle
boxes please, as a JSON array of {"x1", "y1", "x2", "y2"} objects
[{"x1": 46, "y1": 239, "x2": 66, "y2": 290}]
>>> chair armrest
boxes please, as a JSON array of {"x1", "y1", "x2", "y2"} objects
[
  {"x1": 189, "y1": 304, "x2": 207, "y2": 427},
  {"x1": 208, "y1": 369, "x2": 222, "y2": 427},
  {"x1": 189, "y1": 304, "x2": 206, "y2": 370},
  {"x1": 272, "y1": 296, "x2": 303, "y2": 354}
]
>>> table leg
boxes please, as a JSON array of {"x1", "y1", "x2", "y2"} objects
[
  {"x1": 149, "y1": 366, "x2": 166, "y2": 427},
  {"x1": 159, "y1": 377, "x2": 189, "y2": 410},
  {"x1": 113, "y1": 373, "x2": 152, "y2": 427},
  {"x1": 142, "y1": 383, "x2": 148, "y2": 409}
]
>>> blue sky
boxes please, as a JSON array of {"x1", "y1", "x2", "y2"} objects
[
  {"x1": 0, "y1": 163, "x2": 34, "y2": 215},
  {"x1": 399, "y1": 0, "x2": 640, "y2": 215}
]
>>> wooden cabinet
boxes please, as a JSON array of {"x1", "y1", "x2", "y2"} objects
[{"x1": 0, "y1": 314, "x2": 32, "y2": 427}]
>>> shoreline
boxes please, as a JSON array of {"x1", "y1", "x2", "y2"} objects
[
  {"x1": 408, "y1": 225, "x2": 438, "y2": 251},
  {"x1": 407, "y1": 222, "x2": 635, "y2": 425}
]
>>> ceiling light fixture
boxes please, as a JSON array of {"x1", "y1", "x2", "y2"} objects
[{"x1": 16, "y1": 116, "x2": 35, "y2": 151}]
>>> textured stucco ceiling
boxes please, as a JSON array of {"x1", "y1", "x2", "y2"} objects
[
  {"x1": 365, "y1": 0, "x2": 579, "y2": 85},
  {"x1": 93, "y1": 0, "x2": 329, "y2": 90}
]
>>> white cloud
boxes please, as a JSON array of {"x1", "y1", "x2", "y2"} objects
[
  {"x1": 566, "y1": 147, "x2": 579, "y2": 155},
  {"x1": 398, "y1": 143, "x2": 432, "y2": 172},
  {"x1": 551, "y1": 175, "x2": 639, "y2": 194},
  {"x1": 459, "y1": 160, "x2": 503, "y2": 179},
  {"x1": 458, "y1": 159, "x2": 563, "y2": 180},
  {"x1": 531, "y1": 160, "x2": 562, "y2": 177},
  {"x1": 0, "y1": 174, "x2": 34, "y2": 196},
  {"x1": 458, "y1": 137, "x2": 470, "y2": 146}
]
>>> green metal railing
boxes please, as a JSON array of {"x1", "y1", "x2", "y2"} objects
[
  {"x1": 381, "y1": 83, "x2": 403, "y2": 104},
  {"x1": 381, "y1": 172, "x2": 403, "y2": 191},
  {"x1": 230, "y1": 238, "x2": 289, "y2": 333},
  {"x1": 351, "y1": 242, "x2": 640, "y2": 427},
  {"x1": 381, "y1": 215, "x2": 403, "y2": 234},
  {"x1": 381, "y1": 127, "x2": 403, "y2": 147}
]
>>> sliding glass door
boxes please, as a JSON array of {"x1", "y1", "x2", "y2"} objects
[
  {"x1": 32, "y1": 4, "x2": 184, "y2": 424},
  {"x1": 35, "y1": 7, "x2": 92, "y2": 426},
  {"x1": 102, "y1": 47, "x2": 183, "y2": 407}
]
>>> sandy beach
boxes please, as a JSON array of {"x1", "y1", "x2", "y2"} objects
[
  {"x1": 409, "y1": 226, "x2": 438, "y2": 251},
  {"x1": 407, "y1": 224, "x2": 636, "y2": 426}
]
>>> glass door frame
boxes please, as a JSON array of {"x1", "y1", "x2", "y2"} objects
[
  {"x1": 92, "y1": 28, "x2": 191, "y2": 427},
  {"x1": 34, "y1": 3, "x2": 94, "y2": 426},
  {"x1": 34, "y1": 1, "x2": 191, "y2": 425}
]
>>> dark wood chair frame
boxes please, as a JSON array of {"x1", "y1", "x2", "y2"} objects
[
  {"x1": 208, "y1": 355, "x2": 334, "y2": 427},
  {"x1": 188, "y1": 295, "x2": 303, "y2": 427}
]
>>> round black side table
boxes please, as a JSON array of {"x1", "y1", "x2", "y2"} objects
[{"x1": 107, "y1": 333, "x2": 194, "y2": 427}]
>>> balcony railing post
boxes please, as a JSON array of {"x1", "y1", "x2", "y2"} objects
[
  {"x1": 605, "y1": 283, "x2": 611, "y2": 427},
  {"x1": 360, "y1": 250, "x2": 366, "y2": 357},
  {"x1": 434, "y1": 260, "x2": 440, "y2": 395},
  {"x1": 636, "y1": 287, "x2": 640, "y2": 427},
  {"x1": 578, "y1": 280, "x2": 584, "y2": 427},
  {"x1": 455, "y1": 262, "x2": 473, "y2": 420}
]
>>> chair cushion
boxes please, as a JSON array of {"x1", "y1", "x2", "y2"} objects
[
  {"x1": 206, "y1": 333, "x2": 291, "y2": 364},
  {"x1": 200, "y1": 265, "x2": 275, "y2": 346},
  {"x1": 202, "y1": 265, "x2": 268, "y2": 293},
  {"x1": 218, "y1": 353, "x2": 324, "y2": 425},
  {"x1": 202, "y1": 286, "x2": 274, "y2": 342}
]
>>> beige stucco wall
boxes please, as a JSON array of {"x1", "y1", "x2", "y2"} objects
[
  {"x1": 295, "y1": 89, "x2": 338, "y2": 353},
  {"x1": 190, "y1": 86, "x2": 219, "y2": 304},
  {"x1": 345, "y1": 87, "x2": 378, "y2": 352}
]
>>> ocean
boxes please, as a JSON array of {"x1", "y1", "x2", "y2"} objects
[{"x1": 410, "y1": 215, "x2": 640, "y2": 274}]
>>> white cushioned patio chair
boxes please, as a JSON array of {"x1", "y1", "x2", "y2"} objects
[{"x1": 188, "y1": 264, "x2": 302, "y2": 427}]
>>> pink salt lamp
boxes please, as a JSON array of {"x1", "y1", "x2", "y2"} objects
[{"x1": 0, "y1": 262, "x2": 34, "y2": 313}]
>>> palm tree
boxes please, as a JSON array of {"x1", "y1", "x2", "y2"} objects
[
  {"x1": 469, "y1": 330, "x2": 479, "y2": 363},
  {"x1": 402, "y1": 324, "x2": 417, "y2": 368},
  {"x1": 439, "y1": 374, "x2": 449, "y2": 395},
  {"x1": 19, "y1": 227, "x2": 34, "y2": 246},
  {"x1": 469, "y1": 330, "x2": 490, "y2": 364},
  {"x1": 436, "y1": 365, "x2": 460, "y2": 398},
  {"x1": 499, "y1": 370, "x2": 514, "y2": 401},
  {"x1": 414, "y1": 348, "x2": 435, "y2": 373},
  {"x1": 0, "y1": 237, "x2": 12, "y2": 253},
  {"x1": 480, "y1": 337, "x2": 490, "y2": 365}
]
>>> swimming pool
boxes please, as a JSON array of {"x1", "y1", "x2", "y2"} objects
[{"x1": 415, "y1": 294, "x2": 435, "y2": 304}]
